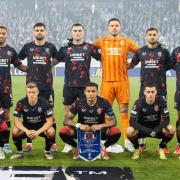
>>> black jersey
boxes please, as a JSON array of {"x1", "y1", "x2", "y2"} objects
[
  {"x1": 171, "y1": 47, "x2": 180, "y2": 91},
  {"x1": 13, "y1": 97, "x2": 53, "y2": 128},
  {"x1": 58, "y1": 42, "x2": 101, "y2": 87},
  {"x1": 0, "y1": 45, "x2": 21, "y2": 93},
  {"x1": 130, "y1": 96, "x2": 169, "y2": 134},
  {"x1": 70, "y1": 96, "x2": 114, "y2": 125},
  {"x1": 18, "y1": 41, "x2": 58, "y2": 90},
  {"x1": 131, "y1": 45, "x2": 174, "y2": 95}
]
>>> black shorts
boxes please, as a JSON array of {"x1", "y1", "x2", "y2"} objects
[
  {"x1": 23, "y1": 122, "x2": 45, "y2": 131},
  {"x1": 174, "y1": 90, "x2": 180, "y2": 111},
  {"x1": 39, "y1": 90, "x2": 54, "y2": 108},
  {"x1": 63, "y1": 85, "x2": 85, "y2": 105},
  {"x1": 137, "y1": 129, "x2": 164, "y2": 139},
  {"x1": 72, "y1": 127, "x2": 109, "y2": 139},
  {"x1": 0, "y1": 93, "x2": 13, "y2": 108}
]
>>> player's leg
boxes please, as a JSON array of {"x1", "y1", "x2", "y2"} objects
[
  {"x1": 101, "y1": 127, "x2": 121, "y2": 160},
  {"x1": 127, "y1": 127, "x2": 141, "y2": 160},
  {"x1": 0, "y1": 118, "x2": 8, "y2": 159},
  {"x1": 43, "y1": 126, "x2": 55, "y2": 160},
  {"x1": 101, "y1": 81, "x2": 123, "y2": 153},
  {"x1": 2, "y1": 93, "x2": 13, "y2": 153},
  {"x1": 61, "y1": 86, "x2": 79, "y2": 153},
  {"x1": 116, "y1": 81, "x2": 134, "y2": 152},
  {"x1": 158, "y1": 124, "x2": 175, "y2": 160},
  {"x1": 174, "y1": 91, "x2": 180, "y2": 154},
  {"x1": 10, "y1": 128, "x2": 26, "y2": 159},
  {"x1": 59, "y1": 126, "x2": 77, "y2": 159}
]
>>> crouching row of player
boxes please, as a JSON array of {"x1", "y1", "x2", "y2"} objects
[{"x1": 0, "y1": 82, "x2": 176, "y2": 160}]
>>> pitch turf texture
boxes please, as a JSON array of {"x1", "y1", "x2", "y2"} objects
[{"x1": 1, "y1": 76, "x2": 179, "y2": 180}]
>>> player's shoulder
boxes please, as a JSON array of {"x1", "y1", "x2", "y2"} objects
[
  {"x1": 38, "y1": 97, "x2": 50, "y2": 105},
  {"x1": 156, "y1": 96, "x2": 166, "y2": 104},
  {"x1": 45, "y1": 41, "x2": 56, "y2": 48},
  {"x1": 172, "y1": 46, "x2": 180, "y2": 54},
  {"x1": 5, "y1": 44, "x2": 17, "y2": 53},
  {"x1": 17, "y1": 97, "x2": 28, "y2": 105}
]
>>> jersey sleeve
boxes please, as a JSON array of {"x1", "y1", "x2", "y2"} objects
[
  {"x1": 13, "y1": 101, "x2": 23, "y2": 118},
  {"x1": 128, "y1": 39, "x2": 140, "y2": 53},
  {"x1": 44, "y1": 102, "x2": 53, "y2": 119},
  {"x1": 91, "y1": 44, "x2": 101, "y2": 61},
  {"x1": 153, "y1": 98, "x2": 170, "y2": 133},
  {"x1": 131, "y1": 50, "x2": 141, "y2": 66},
  {"x1": 18, "y1": 44, "x2": 27, "y2": 60},
  {"x1": 103, "y1": 100, "x2": 115, "y2": 117},
  {"x1": 93, "y1": 38, "x2": 102, "y2": 48},
  {"x1": 164, "y1": 49, "x2": 175, "y2": 70},
  {"x1": 57, "y1": 46, "x2": 66, "y2": 62},
  {"x1": 11, "y1": 48, "x2": 22, "y2": 67},
  {"x1": 51, "y1": 44, "x2": 58, "y2": 59}
]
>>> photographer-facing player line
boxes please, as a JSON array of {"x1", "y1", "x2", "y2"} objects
[{"x1": 0, "y1": 19, "x2": 179, "y2": 161}]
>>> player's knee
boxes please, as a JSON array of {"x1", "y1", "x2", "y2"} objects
[
  {"x1": 12, "y1": 128, "x2": 21, "y2": 137},
  {"x1": 46, "y1": 127, "x2": 55, "y2": 139},
  {"x1": 127, "y1": 127, "x2": 136, "y2": 137},
  {"x1": 166, "y1": 124, "x2": 175, "y2": 134},
  {"x1": 5, "y1": 113, "x2": 10, "y2": 121},
  {"x1": 107, "y1": 127, "x2": 121, "y2": 136},
  {"x1": 59, "y1": 126, "x2": 72, "y2": 136}
]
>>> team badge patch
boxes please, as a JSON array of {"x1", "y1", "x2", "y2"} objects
[{"x1": 77, "y1": 129, "x2": 101, "y2": 161}]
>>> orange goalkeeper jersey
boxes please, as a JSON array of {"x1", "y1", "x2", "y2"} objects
[{"x1": 94, "y1": 36, "x2": 139, "y2": 81}]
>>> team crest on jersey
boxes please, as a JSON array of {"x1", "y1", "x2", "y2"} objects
[
  {"x1": 142, "y1": 52, "x2": 146, "y2": 56},
  {"x1": 38, "y1": 107, "x2": 42, "y2": 113},
  {"x1": 142, "y1": 108, "x2": 146, "y2": 112},
  {"x1": 7, "y1": 50, "x2": 12, "y2": 56},
  {"x1": 67, "y1": 47, "x2": 73, "y2": 54},
  {"x1": 81, "y1": 108, "x2": 86, "y2": 112},
  {"x1": 45, "y1": 48, "x2": 50, "y2": 54},
  {"x1": 83, "y1": 45, "x2": 87, "y2": 50},
  {"x1": 120, "y1": 40, "x2": 125, "y2": 46},
  {"x1": 97, "y1": 108, "x2": 103, "y2": 115},
  {"x1": 30, "y1": 48, "x2": 34, "y2": 52},
  {"x1": 157, "y1": 52, "x2": 162, "y2": 57},
  {"x1": 89, "y1": 109, "x2": 94, "y2": 113},
  {"x1": 154, "y1": 105, "x2": 159, "y2": 112}
]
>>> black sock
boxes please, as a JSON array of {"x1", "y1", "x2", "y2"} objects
[
  {"x1": 104, "y1": 133, "x2": 121, "y2": 148},
  {"x1": 128, "y1": 134, "x2": 139, "y2": 149},
  {"x1": 4, "y1": 121, "x2": 10, "y2": 144},
  {"x1": 59, "y1": 132, "x2": 77, "y2": 148},
  {"x1": 45, "y1": 137, "x2": 54, "y2": 151},
  {"x1": 0, "y1": 132, "x2": 6, "y2": 147},
  {"x1": 12, "y1": 135, "x2": 23, "y2": 152},
  {"x1": 159, "y1": 133, "x2": 174, "y2": 148},
  {"x1": 176, "y1": 118, "x2": 180, "y2": 143}
]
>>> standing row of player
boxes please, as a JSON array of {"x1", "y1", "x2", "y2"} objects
[{"x1": 0, "y1": 18, "x2": 179, "y2": 160}]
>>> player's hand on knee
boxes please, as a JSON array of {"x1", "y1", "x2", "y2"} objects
[
  {"x1": 80, "y1": 124, "x2": 91, "y2": 132},
  {"x1": 91, "y1": 124, "x2": 102, "y2": 131},
  {"x1": 150, "y1": 131, "x2": 156, "y2": 137}
]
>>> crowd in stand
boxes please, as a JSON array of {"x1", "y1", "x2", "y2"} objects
[{"x1": 0, "y1": 0, "x2": 179, "y2": 52}]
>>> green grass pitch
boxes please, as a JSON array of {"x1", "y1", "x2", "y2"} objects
[{"x1": 1, "y1": 76, "x2": 179, "y2": 180}]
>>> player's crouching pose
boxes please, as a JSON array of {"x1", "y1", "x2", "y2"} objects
[
  {"x1": 127, "y1": 83, "x2": 175, "y2": 160},
  {"x1": 59, "y1": 82, "x2": 121, "y2": 160},
  {"x1": 10, "y1": 82, "x2": 55, "y2": 160}
]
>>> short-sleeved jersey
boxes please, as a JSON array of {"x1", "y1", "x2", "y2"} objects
[
  {"x1": 171, "y1": 47, "x2": 180, "y2": 91},
  {"x1": 58, "y1": 42, "x2": 101, "y2": 87},
  {"x1": 0, "y1": 45, "x2": 21, "y2": 93},
  {"x1": 94, "y1": 36, "x2": 139, "y2": 81},
  {"x1": 13, "y1": 97, "x2": 53, "y2": 127},
  {"x1": 18, "y1": 41, "x2": 58, "y2": 90},
  {"x1": 131, "y1": 45, "x2": 174, "y2": 92},
  {"x1": 130, "y1": 96, "x2": 169, "y2": 134},
  {"x1": 70, "y1": 96, "x2": 115, "y2": 125}
]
